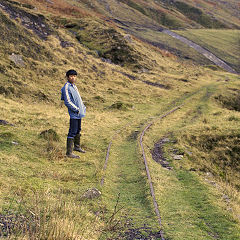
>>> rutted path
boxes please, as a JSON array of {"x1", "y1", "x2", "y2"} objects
[
  {"x1": 99, "y1": 86, "x2": 206, "y2": 239},
  {"x1": 161, "y1": 29, "x2": 238, "y2": 74},
  {"x1": 100, "y1": 84, "x2": 240, "y2": 239}
]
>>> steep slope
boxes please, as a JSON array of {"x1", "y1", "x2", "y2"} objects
[{"x1": 9, "y1": 0, "x2": 240, "y2": 71}]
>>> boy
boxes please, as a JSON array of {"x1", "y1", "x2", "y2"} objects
[{"x1": 61, "y1": 69, "x2": 86, "y2": 158}]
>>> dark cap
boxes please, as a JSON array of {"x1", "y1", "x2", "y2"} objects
[{"x1": 66, "y1": 69, "x2": 77, "y2": 77}]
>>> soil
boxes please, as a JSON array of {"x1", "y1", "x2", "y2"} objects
[
  {"x1": 0, "y1": 120, "x2": 14, "y2": 126},
  {"x1": 151, "y1": 138, "x2": 173, "y2": 170},
  {"x1": 0, "y1": 0, "x2": 52, "y2": 40},
  {"x1": 113, "y1": 220, "x2": 162, "y2": 240}
]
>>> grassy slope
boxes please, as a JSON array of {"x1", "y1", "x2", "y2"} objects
[
  {"x1": 142, "y1": 75, "x2": 240, "y2": 239},
  {"x1": 0, "y1": 0, "x2": 240, "y2": 239},
  {"x1": 14, "y1": 0, "x2": 239, "y2": 69},
  {"x1": 175, "y1": 29, "x2": 240, "y2": 72},
  {"x1": 128, "y1": 28, "x2": 214, "y2": 65},
  {"x1": 181, "y1": 0, "x2": 240, "y2": 28}
]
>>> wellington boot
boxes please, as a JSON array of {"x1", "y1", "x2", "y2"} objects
[
  {"x1": 66, "y1": 138, "x2": 80, "y2": 158},
  {"x1": 74, "y1": 133, "x2": 86, "y2": 153}
]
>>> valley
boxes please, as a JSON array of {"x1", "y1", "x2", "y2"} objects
[{"x1": 0, "y1": 0, "x2": 239, "y2": 239}]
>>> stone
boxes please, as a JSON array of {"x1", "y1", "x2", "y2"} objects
[
  {"x1": 206, "y1": 172, "x2": 213, "y2": 177},
  {"x1": 0, "y1": 120, "x2": 14, "y2": 126},
  {"x1": 124, "y1": 34, "x2": 133, "y2": 43},
  {"x1": 172, "y1": 155, "x2": 183, "y2": 160},
  {"x1": 161, "y1": 138, "x2": 170, "y2": 143},
  {"x1": 60, "y1": 41, "x2": 74, "y2": 48},
  {"x1": 81, "y1": 188, "x2": 101, "y2": 199},
  {"x1": 189, "y1": 168, "x2": 196, "y2": 171},
  {"x1": 223, "y1": 194, "x2": 230, "y2": 203},
  {"x1": 9, "y1": 54, "x2": 25, "y2": 67}
]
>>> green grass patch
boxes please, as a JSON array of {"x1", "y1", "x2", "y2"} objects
[
  {"x1": 175, "y1": 29, "x2": 240, "y2": 72},
  {"x1": 174, "y1": 1, "x2": 228, "y2": 29}
]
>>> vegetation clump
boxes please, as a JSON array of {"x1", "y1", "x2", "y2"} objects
[
  {"x1": 40, "y1": 129, "x2": 59, "y2": 142},
  {"x1": 0, "y1": 211, "x2": 34, "y2": 238},
  {"x1": 109, "y1": 101, "x2": 133, "y2": 111},
  {"x1": 185, "y1": 131, "x2": 240, "y2": 184},
  {"x1": 215, "y1": 92, "x2": 240, "y2": 112},
  {"x1": 119, "y1": 0, "x2": 182, "y2": 28},
  {"x1": 174, "y1": 1, "x2": 228, "y2": 28},
  {"x1": 60, "y1": 18, "x2": 142, "y2": 67}
]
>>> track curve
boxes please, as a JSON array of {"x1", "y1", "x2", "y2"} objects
[
  {"x1": 139, "y1": 105, "x2": 182, "y2": 240},
  {"x1": 101, "y1": 104, "x2": 182, "y2": 239}
]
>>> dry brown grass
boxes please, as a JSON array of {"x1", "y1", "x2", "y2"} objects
[{"x1": 17, "y1": 0, "x2": 92, "y2": 17}]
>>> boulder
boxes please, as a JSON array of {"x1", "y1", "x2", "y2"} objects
[{"x1": 81, "y1": 188, "x2": 101, "y2": 199}]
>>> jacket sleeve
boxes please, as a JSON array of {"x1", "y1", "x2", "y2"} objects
[{"x1": 61, "y1": 84, "x2": 79, "y2": 113}]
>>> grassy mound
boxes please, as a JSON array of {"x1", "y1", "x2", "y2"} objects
[
  {"x1": 184, "y1": 131, "x2": 240, "y2": 182},
  {"x1": 173, "y1": 1, "x2": 228, "y2": 29},
  {"x1": 215, "y1": 90, "x2": 240, "y2": 111}
]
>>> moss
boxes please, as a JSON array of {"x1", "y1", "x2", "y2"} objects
[
  {"x1": 228, "y1": 116, "x2": 240, "y2": 121},
  {"x1": 205, "y1": 65, "x2": 222, "y2": 71},
  {"x1": 0, "y1": 132, "x2": 15, "y2": 140},
  {"x1": 93, "y1": 96, "x2": 105, "y2": 102},
  {"x1": 119, "y1": 0, "x2": 147, "y2": 15}
]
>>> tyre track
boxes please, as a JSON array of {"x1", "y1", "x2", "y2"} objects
[
  {"x1": 139, "y1": 105, "x2": 182, "y2": 240},
  {"x1": 100, "y1": 84, "x2": 210, "y2": 239},
  {"x1": 100, "y1": 104, "x2": 183, "y2": 239}
]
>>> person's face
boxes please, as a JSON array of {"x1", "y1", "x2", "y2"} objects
[{"x1": 68, "y1": 75, "x2": 77, "y2": 83}]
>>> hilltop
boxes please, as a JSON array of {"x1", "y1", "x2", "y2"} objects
[{"x1": 0, "y1": 0, "x2": 240, "y2": 239}]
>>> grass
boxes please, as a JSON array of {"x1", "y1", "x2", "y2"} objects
[
  {"x1": 0, "y1": 0, "x2": 240, "y2": 239},
  {"x1": 173, "y1": 1, "x2": 227, "y2": 29},
  {"x1": 141, "y1": 74, "x2": 240, "y2": 239},
  {"x1": 130, "y1": 28, "x2": 214, "y2": 66},
  {"x1": 100, "y1": 136, "x2": 159, "y2": 239},
  {"x1": 175, "y1": 29, "x2": 240, "y2": 73}
]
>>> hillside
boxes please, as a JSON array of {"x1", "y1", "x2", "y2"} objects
[
  {"x1": 5, "y1": 0, "x2": 240, "y2": 70},
  {"x1": 0, "y1": 0, "x2": 240, "y2": 239}
]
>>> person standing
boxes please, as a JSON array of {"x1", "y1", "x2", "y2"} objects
[{"x1": 61, "y1": 69, "x2": 86, "y2": 158}]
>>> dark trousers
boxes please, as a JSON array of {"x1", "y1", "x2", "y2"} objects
[{"x1": 67, "y1": 119, "x2": 82, "y2": 138}]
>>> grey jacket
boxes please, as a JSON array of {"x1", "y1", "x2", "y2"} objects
[{"x1": 61, "y1": 82, "x2": 86, "y2": 119}]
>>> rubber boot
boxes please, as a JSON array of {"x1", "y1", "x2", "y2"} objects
[
  {"x1": 73, "y1": 133, "x2": 86, "y2": 153},
  {"x1": 66, "y1": 138, "x2": 80, "y2": 158}
]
